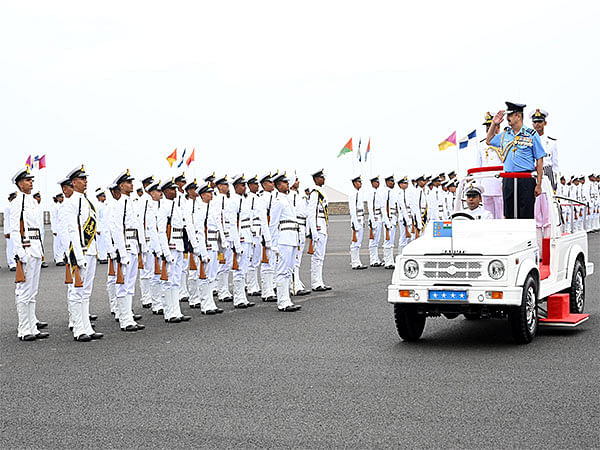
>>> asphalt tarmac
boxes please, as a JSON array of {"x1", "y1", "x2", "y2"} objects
[{"x1": 1, "y1": 219, "x2": 599, "y2": 449}]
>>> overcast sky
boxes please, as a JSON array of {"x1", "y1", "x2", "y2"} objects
[{"x1": 1, "y1": 0, "x2": 599, "y2": 209}]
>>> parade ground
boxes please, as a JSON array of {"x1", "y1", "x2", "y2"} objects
[{"x1": 1, "y1": 218, "x2": 599, "y2": 448}]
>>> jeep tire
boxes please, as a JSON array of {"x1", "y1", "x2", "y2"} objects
[
  {"x1": 394, "y1": 304, "x2": 426, "y2": 341},
  {"x1": 509, "y1": 275, "x2": 538, "y2": 344}
]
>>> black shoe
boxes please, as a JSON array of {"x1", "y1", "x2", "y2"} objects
[
  {"x1": 122, "y1": 325, "x2": 137, "y2": 332},
  {"x1": 234, "y1": 303, "x2": 248, "y2": 309},
  {"x1": 115, "y1": 318, "x2": 120, "y2": 322},
  {"x1": 180, "y1": 315, "x2": 192, "y2": 322},
  {"x1": 111, "y1": 311, "x2": 115, "y2": 316},
  {"x1": 352, "y1": 264, "x2": 368, "y2": 270},
  {"x1": 246, "y1": 301, "x2": 256, "y2": 307},
  {"x1": 35, "y1": 332, "x2": 50, "y2": 339},
  {"x1": 385, "y1": 265, "x2": 395, "y2": 270},
  {"x1": 189, "y1": 303, "x2": 202, "y2": 309},
  {"x1": 312, "y1": 286, "x2": 327, "y2": 292},
  {"x1": 74, "y1": 334, "x2": 91, "y2": 342},
  {"x1": 295, "y1": 289, "x2": 311, "y2": 296},
  {"x1": 262, "y1": 296, "x2": 277, "y2": 302},
  {"x1": 152, "y1": 309, "x2": 164, "y2": 315},
  {"x1": 180, "y1": 296, "x2": 189, "y2": 302},
  {"x1": 133, "y1": 314, "x2": 142, "y2": 321},
  {"x1": 247, "y1": 291, "x2": 262, "y2": 297},
  {"x1": 202, "y1": 310, "x2": 217, "y2": 315},
  {"x1": 69, "y1": 326, "x2": 73, "y2": 331},
  {"x1": 10, "y1": 267, "x2": 16, "y2": 272},
  {"x1": 56, "y1": 261, "x2": 66, "y2": 267},
  {"x1": 36, "y1": 321, "x2": 48, "y2": 329},
  {"x1": 135, "y1": 324, "x2": 145, "y2": 330},
  {"x1": 323, "y1": 285, "x2": 332, "y2": 290},
  {"x1": 215, "y1": 308, "x2": 224, "y2": 314},
  {"x1": 89, "y1": 314, "x2": 98, "y2": 321},
  {"x1": 370, "y1": 262, "x2": 383, "y2": 267},
  {"x1": 166, "y1": 317, "x2": 182, "y2": 323},
  {"x1": 278, "y1": 304, "x2": 302, "y2": 312},
  {"x1": 98, "y1": 259, "x2": 108, "y2": 264},
  {"x1": 219, "y1": 296, "x2": 233, "y2": 303},
  {"x1": 89, "y1": 332, "x2": 104, "y2": 340},
  {"x1": 19, "y1": 334, "x2": 36, "y2": 341},
  {"x1": 141, "y1": 303, "x2": 152, "y2": 309},
  {"x1": 41, "y1": 262, "x2": 49, "y2": 268}
]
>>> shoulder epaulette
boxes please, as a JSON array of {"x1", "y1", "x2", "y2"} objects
[
  {"x1": 523, "y1": 126, "x2": 537, "y2": 135},
  {"x1": 548, "y1": 136, "x2": 557, "y2": 141}
]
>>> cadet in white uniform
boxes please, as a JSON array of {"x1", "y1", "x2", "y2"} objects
[
  {"x1": 307, "y1": 169, "x2": 331, "y2": 291},
  {"x1": 348, "y1": 175, "x2": 367, "y2": 269},
  {"x1": 213, "y1": 175, "x2": 235, "y2": 302},
  {"x1": 367, "y1": 175, "x2": 384, "y2": 267},
  {"x1": 476, "y1": 112, "x2": 504, "y2": 219},
  {"x1": 227, "y1": 174, "x2": 257, "y2": 308},
  {"x1": 110, "y1": 170, "x2": 146, "y2": 332},
  {"x1": 144, "y1": 180, "x2": 165, "y2": 315},
  {"x1": 245, "y1": 175, "x2": 269, "y2": 297},
  {"x1": 194, "y1": 182, "x2": 224, "y2": 314},
  {"x1": 63, "y1": 165, "x2": 104, "y2": 342},
  {"x1": 289, "y1": 174, "x2": 310, "y2": 296},
  {"x1": 530, "y1": 108, "x2": 559, "y2": 191},
  {"x1": 174, "y1": 173, "x2": 191, "y2": 303},
  {"x1": 156, "y1": 178, "x2": 192, "y2": 323},
  {"x1": 271, "y1": 173, "x2": 302, "y2": 311},
  {"x1": 32, "y1": 192, "x2": 48, "y2": 268},
  {"x1": 105, "y1": 184, "x2": 120, "y2": 316},
  {"x1": 94, "y1": 188, "x2": 110, "y2": 263},
  {"x1": 395, "y1": 176, "x2": 414, "y2": 255},
  {"x1": 414, "y1": 175, "x2": 429, "y2": 233},
  {"x1": 50, "y1": 192, "x2": 65, "y2": 265},
  {"x1": 5, "y1": 192, "x2": 17, "y2": 271},
  {"x1": 259, "y1": 173, "x2": 277, "y2": 302},
  {"x1": 137, "y1": 175, "x2": 157, "y2": 309},
  {"x1": 10, "y1": 167, "x2": 49, "y2": 341},
  {"x1": 381, "y1": 175, "x2": 397, "y2": 269},
  {"x1": 461, "y1": 184, "x2": 494, "y2": 220},
  {"x1": 183, "y1": 178, "x2": 203, "y2": 309}
]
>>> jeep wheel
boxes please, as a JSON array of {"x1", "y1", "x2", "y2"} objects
[
  {"x1": 394, "y1": 304, "x2": 426, "y2": 341},
  {"x1": 569, "y1": 259, "x2": 585, "y2": 314},
  {"x1": 508, "y1": 275, "x2": 538, "y2": 344}
]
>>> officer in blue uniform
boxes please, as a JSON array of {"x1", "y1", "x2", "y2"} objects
[{"x1": 486, "y1": 101, "x2": 546, "y2": 219}]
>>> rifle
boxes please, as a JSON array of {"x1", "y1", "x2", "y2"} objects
[
  {"x1": 352, "y1": 228, "x2": 358, "y2": 243},
  {"x1": 385, "y1": 226, "x2": 390, "y2": 241},
  {"x1": 73, "y1": 264, "x2": 83, "y2": 287},
  {"x1": 115, "y1": 250, "x2": 125, "y2": 285},
  {"x1": 108, "y1": 257, "x2": 116, "y2": 276},
  {"x1": 189, "y1": 253, "x2": 198, "y2": 271},
  {"x1": 199, "y1": 258, "x2": 207, "y2": 279},
  {"x1": 261, "y1": 237, "x2": 269, "y2": 263},
  {"x1": 160, "y1": 255, "x2": 169, "y2": 281},
  {"x1": 307, "y1": 235, "x2": 314, "y2": 255},
  {"x1": 64, "y1": 255, "x2": 73, "y2": 284},
  {"x1": 232, "y1": 249, "x2": 239, "y2": 270},
  {"x1": 137, "y1": 252, "x2": 144, "y2": 269},
  {"x1": 154, "y1": 254, "x2": 161, "y2": 275}
]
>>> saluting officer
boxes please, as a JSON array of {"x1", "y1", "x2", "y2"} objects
[
  {"x1": 307, "y1": 169, "x2": 331, "y2": 291},
  {"x1": 110, "y1": 170, "x2": 146, "y2": 332},
  {"x1": 10, "y1": 167, "x2": 49, "y2": 341},
  {"x1": 63, "y1": 165, "x2": 103, "y2": 342},
  {"x1": 348, "y1": 175, "x2": 367, "y2": 270},
  {"x1": 487, "y1": 102, "x2": 546, "y2": 219}
]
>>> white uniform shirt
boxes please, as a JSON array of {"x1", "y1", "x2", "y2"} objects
[
  {"x1": 10, "y1": 192, "x2": 44, "y2": 259},
  {"x1": 270, "y1": 191, "x2": 299, "y2": 247},
  {"x1": 475, "y1": 139, "x2": 503, "y2": 197},
  {"x1": 157, "y1": 198, "x2": 185, "y2": 254},
  {"x1": 464, "y1": 205, "x2": 494, "y2": 220},
  {"x1": 348, "y1": 188, "x2": 365, "y2": 230},
  {"x1": 307, "y1": 184, "x2": 329, "y2": 238},
  {"x1": 64, "y1": 191, "x2": 98, "y2": 263},
  {"x1": 110, "y1": 194, "x2": 144, "y2": 259},
  {"x1": 539, "y1": 134, "x2": 559, "y2": 172}
]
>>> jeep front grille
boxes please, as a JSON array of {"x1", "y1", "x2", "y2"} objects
[{"x1": 423, "y1": 261, "x2": 482, "y2": 279}]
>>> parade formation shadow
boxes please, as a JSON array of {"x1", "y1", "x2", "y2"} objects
[{"x1": 1, "y1": 218, "x2": 598, "y2": 448}]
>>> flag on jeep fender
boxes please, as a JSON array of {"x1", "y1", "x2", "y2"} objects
[{"x1": 433, "y1": 221, "x2": 452, "y2": 237}]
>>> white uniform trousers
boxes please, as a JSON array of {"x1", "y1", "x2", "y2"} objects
[
  {"x1": 53, "y1": 233, "x2": 63, "y2": 264},
  {"x1": 246, "y1": 237, "x2": 262, "y2": 294},
  {"x1": 396, "y1": 221, "x2": 410, "y2": 256},
  {"x1": 97, "y1": 232, "x2": 110, "y2": 260},
  {"x1": 67, "y1": 254, "x2": 96, "y2": 338},
  {"x1": 188, "y1": 254, "x2": 201, "y2": 306},
  {"x1": 15, "y1": 255, "x2": 42, "y2": 338},
  {"x1": 276, "y1": 244, "x2": 296, "y2": 309},
  {"x1": 115, "y1": 252, "x2": 139, "y2": 328},
  {"x1": 261, "y1": 247, "x2": 276, "y2": 298},
  {"x1": 368, "y1": 218, "x2": 382, "y2": 265},
  {"x1": 139, "y1": 251, "x2": 154, "y2": 307},
  {"x1": 160, "y1": 249, "x2": 184, "y2": 320},
  {"x1": 382, "y1": 221, "x2": 396, "y2": 267},
  {"x1": 178, "y1": 253, "x2": 190, "y2": 301},
  {"x1": 6, "y1": 238, "x2": 16, "y2": 269},
  {"x1": 310, "y1": 232, "x2": 327, "y2": 289},
  {"x1": 198, "y1": 249, "x2": 219, "y2": 312},
  {"x1": 232, "y1": 241, "x2": 251, "y2": 306},
  {"x1": 292, "y1": 225, "x2": 307, "y2": 293},
  {"x1": 483, "y1": 195, "x2": 504, "y2": 219},
  {"x1": 350, "y1": 225, "x2": 364, "y2": 268},
  {"x1": 216, "y1": 247, "x2": 233, "y2": 300}
]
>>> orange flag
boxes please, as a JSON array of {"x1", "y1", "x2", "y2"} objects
[
  {"x1": 186, "y1": 148, "x2": 195, "y2": 167},
  {"x1": 166, "y1": 148, "x2": 177, "y2": 167}
]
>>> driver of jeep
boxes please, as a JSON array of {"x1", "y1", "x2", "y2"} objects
[{"x1": 463, "y1": 185, "x2": 494, "y2": 220}]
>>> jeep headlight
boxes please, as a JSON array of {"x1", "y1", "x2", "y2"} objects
[
  {"x1": 488, "y1": 260, "x2": 505, "y2": 280},
  {"x1": 404, "y1": 259, "x2": 419, "y2": 279}
]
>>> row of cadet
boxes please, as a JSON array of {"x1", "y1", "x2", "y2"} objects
[{"x1": 8, "y1": 165, "x2": 332, "y2": 342}]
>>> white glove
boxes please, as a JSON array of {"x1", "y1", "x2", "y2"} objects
[
  {"x1": 120, "y1": 254, "x2": 130, "y2": 266},
  {"x1": 201, "y1": 254, "x2": 209, "y2": 264},
  {"x1": 271, "y1": 246, "x2": 279, "y2": 257}
]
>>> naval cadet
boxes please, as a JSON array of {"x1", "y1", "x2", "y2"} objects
[
  {"x1": 530, "y1": 108, "x2": 559, "y2": 191},
  {"x1": 10, "y1": 167, "x2": 49, "y2": 341},
  {"x1": 307, "y1": 169, "x2": 331, "y2": 291},
  {"x1": 367, "y1": 175, "x2": 384, "y2": 267},
  {"x1": 63, "y1": 165, "x2": 103, "y2": 341},
  {"x1": 487, "y1": 102, "x2": 546, "y2": 219},
  {"x1": 348, "y1": 175, "x2": 367, "y2": 269}
]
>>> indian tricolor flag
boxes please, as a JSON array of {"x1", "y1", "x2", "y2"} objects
[
  {"x1": 337, "y1": 138, "x2": 353, "y2": 158},
  {"x1": 438, "y1": 131, "x2": 457, "y2": 151}
]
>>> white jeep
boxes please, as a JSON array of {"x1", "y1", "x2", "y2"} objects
[{"x1": 387, "y1": 168, "x2": 594, "y2": 344}]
